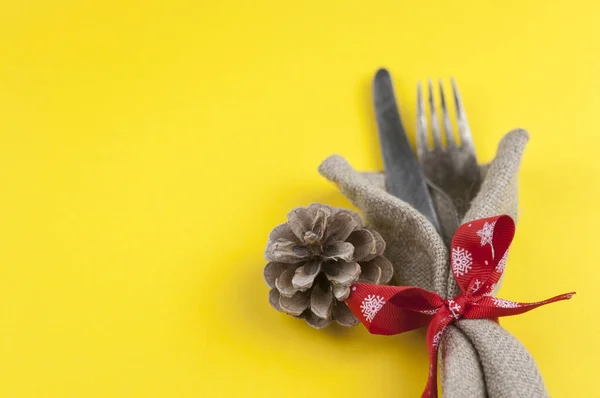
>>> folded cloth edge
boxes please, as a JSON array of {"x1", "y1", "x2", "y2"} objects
[{"x1": 318, "y1": 128, "x2": 550, "y2": 398}]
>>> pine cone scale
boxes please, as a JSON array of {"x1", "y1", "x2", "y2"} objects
[
  {"x1": 304, "y1": 310, "x2": 331, "y2": 329},
  {"x1": 309, "y1": 206, "x2": 330, "y2": 241},
  {"x1": 310, "y1": 283, "x2": 334, "y2": 319},
  {"x1": 279, "y1": 290, "x2": 310, "y2": 316},
  {"x1": 333, "y1": 301, "x2": 359, "y2": 326},
  {"x1": 264, "y1": 262, "x2": 286, "y2": 288},
  {"x1": 363, "y1": 256, "x2": 393, "y2": 284},
  {"x1": 275, "y1": 267, "x2": 300, "y2": 297},
  {"x1": 323, "y1": 211, "x2": 359, "y2": 244},
  {"x1": 346, "y1": 229, "x2": 377, "y2": 261},
  {"x1": 323, "y1": 261, "x2": 361, "y2": 286},
  {"x1": 287, "y1": 207, "x2": 314, "y2": 241},
  {"x1": 358, "y1": 262, "x2": 382, "y2": 284},
  {"x1": 363, "y1": 229, "x2": 386, "y2": 261},
  {"x1": 291, "y1": 260, "x2": 321, "y2": 290},
  {"x1": 269, "y1": 223, "x2": 297, "y2": 242},
  {"x1": 268, "y1": 288, "x2": 283, "y2": 312},
  {"x1": 333, "y1": 284, "x2": 350, "y2": 300},
  {"x1": 322, "y1": 241, "x2": 354, "y2": 262},
  {"x1": 265, "y1": 239, "x2": 309, "y2": 263}
]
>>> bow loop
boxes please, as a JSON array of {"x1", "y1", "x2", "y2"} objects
[
  {"x1": 346, "y1": 283, "x2": 443, "y2": 335},
  {"x1": 450, "y1": 215, "x2": 515, "y2": 296}
]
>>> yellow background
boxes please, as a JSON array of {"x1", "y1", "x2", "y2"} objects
[{"x1": 0, "y1": 1, "x2": 596, "y2": 397}]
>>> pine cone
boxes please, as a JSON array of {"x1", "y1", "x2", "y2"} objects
[{"x1": 263, "y1": 203, "x2": 393, "y2": 329}]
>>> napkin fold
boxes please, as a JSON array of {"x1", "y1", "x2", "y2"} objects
[{"x1": 319, "y1": 129, "x2": 548, "y2": 398}]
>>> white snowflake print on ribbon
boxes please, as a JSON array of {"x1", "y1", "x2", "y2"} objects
[
  {"x1": 493, "y1": 297, "x2": 520, "y2": 308},
  {"x1": 495, "y1": 250, "x2": 509, "y2": 274},
  {"x1": 446, "y1": 299, "x2": 462, "y2": 319},
  {"x1": 432, "y1": 326, "x2": 448, "y2": 348},
  {"x1": 360, "y1": 294, "x2": 386, "y2": 322},
  {"x1": 476, "y1": 221, "x2": 496, "y2": 247},
  {"x1": 418, "y1": 309, "x2": 439, "y2": 316},
  {"x1": 470, "y1": 279, "x2": 482, "y2": 294},
  {"x1": 451, "y1": 247, "x2": 473, "y2": 277}
]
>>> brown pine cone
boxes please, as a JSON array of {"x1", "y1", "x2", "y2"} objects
[{"x1": 263, "y1": 203, "x2": 393, "y2": 329}]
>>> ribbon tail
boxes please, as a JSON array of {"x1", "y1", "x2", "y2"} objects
[
  {"x1": 464, "y1": 292, "x2": 575, "y2": 319},
  {"x1": 422, "y1": 312, "x2": 452, "y2": 398}
]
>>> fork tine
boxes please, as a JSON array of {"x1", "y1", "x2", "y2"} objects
[
  {"x1": 451, "y1": 77, "x2": 474, "y2": 149},
  {"x1": 427, "y1": 79, "x2": 442, "y2": 149},
  {"x1": 439, "y1": 79, "x2": 455, "y2": 148},
  {"x1": 416, "y1": 82, "x2": 428, "y2": 158}
]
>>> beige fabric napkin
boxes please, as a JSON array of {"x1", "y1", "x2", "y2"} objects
[{"x1": 318, "y1": 129, "x2": 549, "y2": 397}]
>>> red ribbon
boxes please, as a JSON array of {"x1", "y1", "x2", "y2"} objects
[{"x1": 344, "y1": 215, "x2": 574, "y2": 398}]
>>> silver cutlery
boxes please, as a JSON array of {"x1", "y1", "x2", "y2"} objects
[
  {"x1": 373, "y1": 69, "x2": 441, "y2": 232},
  {"x1": 416, "y1": 79, "x2": 481, "y2": 219}
]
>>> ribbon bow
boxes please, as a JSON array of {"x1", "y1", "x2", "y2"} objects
[{"x1": 344, "y1": 215, "x2": 574, "y2": 398}]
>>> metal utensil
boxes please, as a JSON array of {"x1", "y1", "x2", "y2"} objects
[
  {"x1": 416, "y1": 78, "x2": 481, "y2": 219},
  {"x1": 373, "y1": 68, "x2": 440, "y2": 231}
]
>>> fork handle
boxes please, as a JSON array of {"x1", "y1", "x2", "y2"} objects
[{"x1": 373, "y1": 69, "x2": 440, "y2": 232}]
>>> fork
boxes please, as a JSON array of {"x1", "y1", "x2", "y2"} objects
[{"x1": 416, "y1": 78, "x2": 481, "y2": 220}]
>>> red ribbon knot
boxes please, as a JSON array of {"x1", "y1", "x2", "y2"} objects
[
  {"x1": 444, "y1": 296, "x2": 468, "y2": 320},
  {"x1": 344, "y1": 215, "x2": 574, "y2": 398}
]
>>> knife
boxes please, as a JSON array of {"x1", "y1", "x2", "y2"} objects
[{"x1": 372, "y1": 68, "x2": 440, "y2": 232}]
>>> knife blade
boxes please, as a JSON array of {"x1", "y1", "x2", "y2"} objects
[{"x1": 373, "y1": 68, "x2": 440, "y2": 232}]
